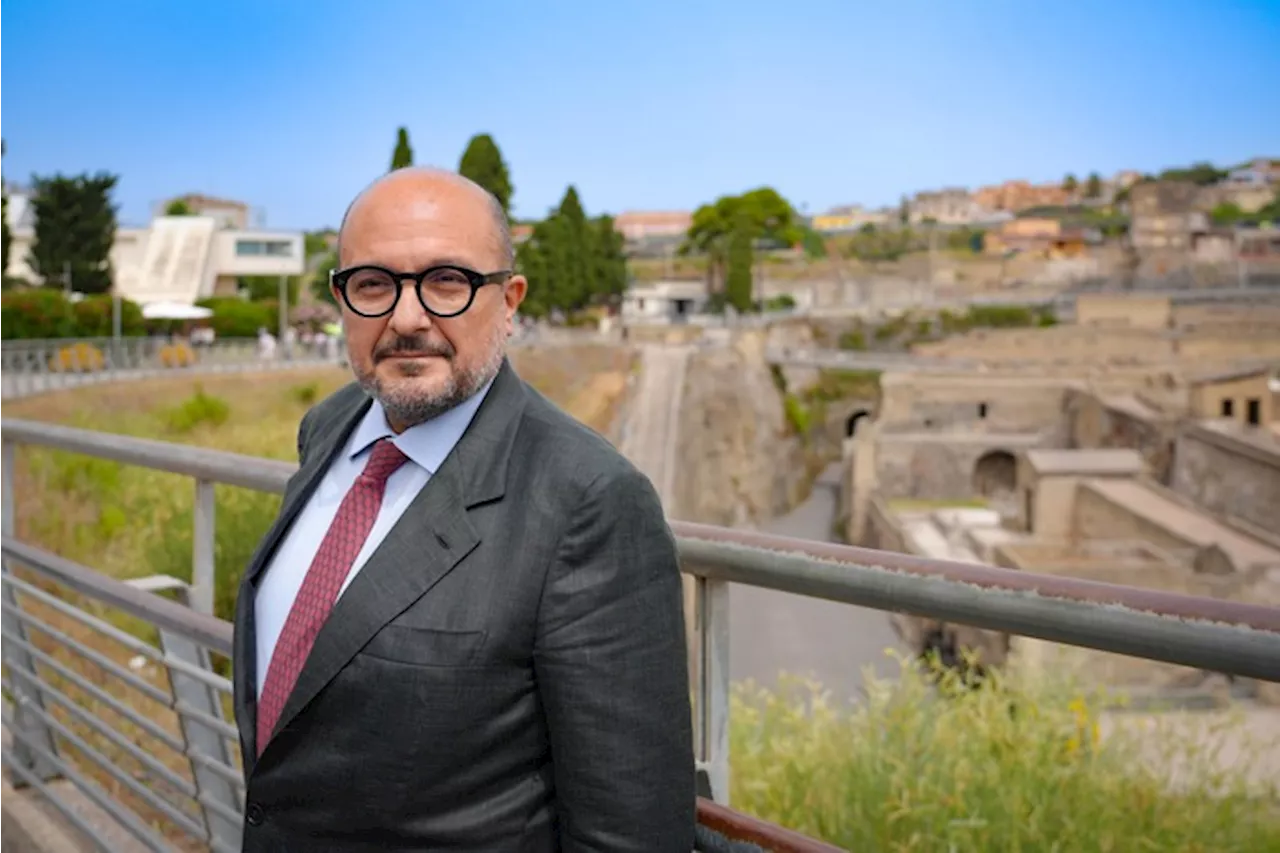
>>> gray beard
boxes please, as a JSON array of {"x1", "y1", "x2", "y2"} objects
[{"x1": 358, "y1": 335, "x2": 506, "y2": 428}]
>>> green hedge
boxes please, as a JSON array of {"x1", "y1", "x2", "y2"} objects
[
  {"x1": 195, "y1": 297, "x2": 279, "y2": 338},
  {"x1": 0, "y1": 289, "x2": 281, "y2": 340}
]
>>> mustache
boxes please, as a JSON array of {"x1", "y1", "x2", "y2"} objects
[{"x1": 374, "y1": 336, "x2": 455, "y2": 360}]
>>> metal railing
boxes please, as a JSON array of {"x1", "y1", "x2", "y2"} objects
[
  {"x1": 0, "y1": 337, "x2": 342, "y2": 401},
  {"x1": 3, "y1": 418, "x2": 1280, "y2": 852}
]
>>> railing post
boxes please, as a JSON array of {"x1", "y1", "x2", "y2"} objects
[
  {"x1": 0, "y1": 439, "x2": 62, "y2": 782},
  {"x1": 191, "y1": 479, "x2": 216, "y2": 615},
  {"x1": 129, "y1": 576, "x2": 242, "y2": 851},
  {"x1": 695, "y1": 574, "x2": 730, "y2": 805}
]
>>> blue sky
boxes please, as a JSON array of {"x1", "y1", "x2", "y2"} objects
[{"x1": 4, "y1": 0, "x2": 1278, "y2": 230}]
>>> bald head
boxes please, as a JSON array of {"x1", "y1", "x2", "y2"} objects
[{"x1": 337, "y1": 166, "x2": 513, "y2": 268}]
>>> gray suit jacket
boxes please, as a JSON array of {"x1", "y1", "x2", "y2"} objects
[{"x1": 232, "y1": 358, "x2": 695, "y2": 852}]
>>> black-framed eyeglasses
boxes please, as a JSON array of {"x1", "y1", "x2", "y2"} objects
[{"x1": 330, "y1": 264, "x2": 512, "y2": 318}]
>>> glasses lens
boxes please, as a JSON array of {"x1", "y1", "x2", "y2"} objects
[
  {"x1": 419, "y1": 267, "x2": 474, "y2": 315},
  {"x1": 344, "y1": 268, "x2": 398, "y2": 315}
]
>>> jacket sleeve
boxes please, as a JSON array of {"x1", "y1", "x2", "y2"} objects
[{"x1": 533, "y1": 468, "x2": 695, "y2": 853}]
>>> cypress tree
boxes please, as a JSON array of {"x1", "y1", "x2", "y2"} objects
[
  {"x1": 725, "y1": 211, "x2": 754, "y2": 313},
  {"x1": 390, "y1": 127, "x2": 414, "y2": 171},
  {"x1": 458, "y1": 133, "x2": 514, "y2": 216}
]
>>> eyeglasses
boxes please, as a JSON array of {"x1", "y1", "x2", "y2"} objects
[{"x1": 330, "y1": 264, "x2": 512, "y2": 318}]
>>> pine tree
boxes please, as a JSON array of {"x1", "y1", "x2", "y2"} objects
[
  {"x1": 390, "y1": 127, "x2": 414, "y2": 171},
  {"x1": 458, "y1": 133, "x2": 514, "y2": 216},
  {"x1": 29, "y1": 172, "x2": 118, "y2": 294}
]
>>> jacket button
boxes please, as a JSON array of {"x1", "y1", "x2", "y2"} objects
[{"x1": 245, "y1": 802, "x2": 265, "y2": 826}]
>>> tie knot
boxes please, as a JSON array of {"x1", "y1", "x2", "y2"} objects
[{"x1": 360, "y1": 439, "x2": 409, "y2": 486}]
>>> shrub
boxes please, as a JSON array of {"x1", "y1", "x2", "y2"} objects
[
  {"x1": 49, "y1": 342, "x2": 105, "y2": 373},
  {"x1": 782, "y1": 394, "x2": 810, "y2": 434},
  {"x1": 196, "y1": 297, "x2": 278, "y2": 338},
  {"x1": 730, "y1": 659, "x2": 1279, "y2": 852},
  {"x1": 71, "y1": 294, "x2": 146, "y2": 337},
  {"x1": 966, "y1": 304, "x2": 1035, "y2": 328},
  {"x1": 1, "y1": 289, "x2": 147, "y2": 340},
  {"x1": 1, "y1": 289, "x2": 78, "y2": 339},
  {"x1": 163, "y1": 386, "x2": 230, "y2": 434},
  {"x1": 837, "y1": 330, "x2": 866, "y2": 351},
  {"x1": 159, "y1": 343, "x2": 196, "y2": 368},
  {"x1": 289, "y1": 382, "x2": 319, "y2": 406}
]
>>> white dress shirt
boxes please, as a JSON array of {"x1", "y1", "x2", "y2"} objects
[{"x1": 254, "y1": 381, "x2": 493, "y2": 697}]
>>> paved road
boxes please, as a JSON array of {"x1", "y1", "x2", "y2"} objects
[
  {"x1": 619, "y1": 345, "x2": 690, "y2": 503},
  {"x1": 730, "y1": 463, "x2": 906, "y2": 703}
]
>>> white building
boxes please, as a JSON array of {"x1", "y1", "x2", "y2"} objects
[
  {"x1": 4, "y1": 189, "x2": 304, "y2": 305},
  {"x1": 620, "y1": 280, "x2": 708, "y2": 323}
]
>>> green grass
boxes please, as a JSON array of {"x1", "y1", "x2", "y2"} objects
[{"x1": 732, "y1": 658, "x2": 1279, "y2": 852}]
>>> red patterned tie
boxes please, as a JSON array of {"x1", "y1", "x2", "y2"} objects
[{"x1": 257, "y1": 438, "x2": 409, "y2": 754}]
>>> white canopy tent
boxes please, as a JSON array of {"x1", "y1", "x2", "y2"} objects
[{"x1": 140, "y1": 301, "x2": 213, "y2": 321}]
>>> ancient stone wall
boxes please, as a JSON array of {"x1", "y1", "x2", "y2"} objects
[
  {"x1": 1065, "y1": 391, "x2": 1178, "y2": 483},
  {"x1": 1072, "y1": 485, "x2": 1198, "y2": 557},
  {"x1": 672, "y1": 331, "x2": 808, "y2": 526},
  {"x1": 1171, "y1": 425, "x2": 1280, "y2": 535}
]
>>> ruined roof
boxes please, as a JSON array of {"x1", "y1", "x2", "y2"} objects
[
  {"x1": 1099, "y1": 394, "x2": 1168, "y2": 422},
  {"x1": 1024, "y1": 448, "x2": 1144, "y2": 476},
  {"x1": 1190, "y1": 364, "x2": 1276, "y2": 386}
]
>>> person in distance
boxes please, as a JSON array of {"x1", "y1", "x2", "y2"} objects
[{"x1": 231, "y1": 166, "x2": 695, "y2": 852}]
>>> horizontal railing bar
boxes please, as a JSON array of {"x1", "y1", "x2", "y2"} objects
[
  {"x1": 677, "y1": 527, "x2": 1280, "y2": 682},
  {"x1": 2, "y1": 419, "x2": 294, "y2": 494},
  {"x1": 5, "y1": 573, "x2": 167, "y2": 664},
  {"x1": 162, "y1": 652, "x2": 234, "y2": 695},
  {"x1": 3, "y1": 539, "x2": 233, "y2": 654},
  {"x1": 174, "y1": 699, "x2": 239, "y2": 741},
  {"x1": 2, "y1": 708, "x2": 199, "y2": 849},
  {"x1": 3, "y1": 745, "x2": 135, "y2": 853},
  {"x1": 696, "y1": 797, "x2": 844, "y2": 853},
  {"x1": 7, "y1": 697, "x2": 210, "y2": 842},
  {"x1": 2, "y1": 602, "x2": 175, "y2": 705},
  {"x1": 4, "y1": 670, "x2": 199, "y2": 799},
  {"x1": 672, "y1": 521, "x2": 1280, "y2": 633},
  {"x1": 188, "y1": 750, "x2": 246, "y2": 790},
  {"x1": 0, "y1": 629, "x2": 189, "y2": 754},
  {"x1": 196, "y1": 790, "x2": 244, "y2": 827}
]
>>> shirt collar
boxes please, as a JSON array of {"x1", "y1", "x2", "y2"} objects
[{"x1": 348, "y1": 377, "x2": 495, "y2": 475}]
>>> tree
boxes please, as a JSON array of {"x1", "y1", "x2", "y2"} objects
[
  {"x1": 681, "y1": 187, "x2": 800, "y2": 293},
  {"x1": 165, "y1": 199, "x2": 194, "y2": 215},
  {"x1": 1084, "y1": 172, "x2": 1103, "y2": 199},
  {"x1": 458, "y1": 133, "x2": 514, "y2": 216},
  {"x1": 1, "y1": 140, "x2": 10, "y2": 280},
  {"x1": 29, "y1": 172, "x2": 118, "y2": 294},
  {"x1": 515, "y1": 186, "x2": 625, "y2": 318},
  {"x1": 1062, "y1": 173, "x2": 1078, "y2": 193},
  {"x1": 309, "y1": 251, "x2": 339, "y2": 306},
  {"x1": 390, "y1": 127, "x2": 414, "y2": 171},
  {"x1": 725, "y1": 211, "x2": 754, "y2": 313}
]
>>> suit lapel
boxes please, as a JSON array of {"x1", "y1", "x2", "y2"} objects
[{"x1": 266, "y1": 360, "x2": 527, "y2": 744}]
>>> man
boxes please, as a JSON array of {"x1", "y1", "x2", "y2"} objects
[{"x1": 232, "y1": 167, "x2": 695, "y2": 851}]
